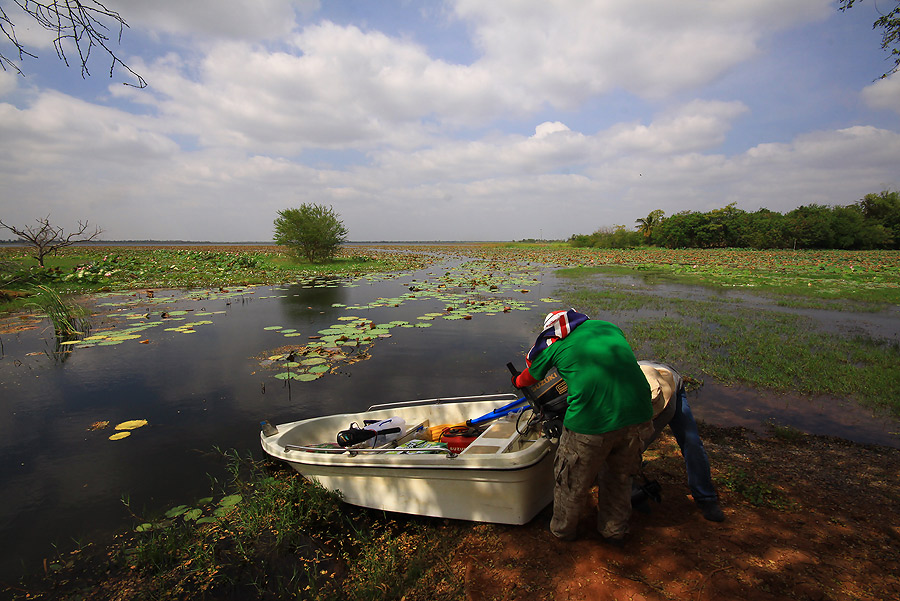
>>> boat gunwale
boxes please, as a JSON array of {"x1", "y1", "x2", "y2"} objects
[{"x1": 260, "y1": 395, "x2": 556, "y2": 471}]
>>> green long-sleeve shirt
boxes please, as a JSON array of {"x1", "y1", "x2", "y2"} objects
[{"x1": 528, "y1": 320, "x2": 652, "y2": 435}]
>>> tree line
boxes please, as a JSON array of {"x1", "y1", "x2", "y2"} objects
[{"x1": 570, "y1": 191, "x2": 900, "y2": 250}]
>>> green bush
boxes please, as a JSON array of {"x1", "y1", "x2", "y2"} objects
[{"x1": 274, "y1": 204, "x2": 349, "y2": 263}]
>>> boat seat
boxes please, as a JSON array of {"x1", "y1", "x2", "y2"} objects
[{"x1": 459, "y1": 420, "x2": 521, "y2": 455}]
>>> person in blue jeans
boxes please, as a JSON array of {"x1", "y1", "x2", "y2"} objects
[{"x1": 638, "y1": 361, "x2": 725, "y2": 522}]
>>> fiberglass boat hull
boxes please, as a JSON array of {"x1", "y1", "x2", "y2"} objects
[{"x1": 260, "y1": 395, "x2": 557, "y2": 525}]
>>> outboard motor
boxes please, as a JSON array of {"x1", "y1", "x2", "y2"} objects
[{"x1": 507, "y1": 363, "x2": 569, "y2": 439}]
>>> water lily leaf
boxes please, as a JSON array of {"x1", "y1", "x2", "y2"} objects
[
  {"x1": 135, "y1": 523, "x2": 154, "y2": 532},
  {"x1": 297, "y1": 373, "x2": 322, "y2": 381},
  {"x1": 196, "y1": 517, "x2": 217, "y2": 524},
  {"x1": 109, "y1": 432, "x2": 131, "y2": 441},
  {"x1": 264, "y1": 326, "x2": 283, "y2": 330},
  {"x1": 183, "y1": 508, "x2": 203, "y2": 521},
  {"x1": 116, "y1": 419, "x2": 148, "y2": 430},
  {"x1": 166, "y1": 505, "x2": 189, "y2": 518},
  {"x1": 198, "y1": 497, "x2": 214, "y2": 505},
  {"x1": 301, "y1": 358, "x2": 326, "y2": 365},
  {"x1": 219, "y1": 494, "x2": 242, "y2": 507},
  {"x1": 309, "y1": 365, "x2": 329, "y2": 374}
]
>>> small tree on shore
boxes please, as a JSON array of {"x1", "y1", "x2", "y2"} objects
[
  {"x1": 0, "y1": 215, "x2": 103, "y2": 266},
  {"x1": 273, "y1": 204, "x2": 348, "y2": 263}
]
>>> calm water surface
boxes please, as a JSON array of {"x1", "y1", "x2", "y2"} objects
[{"x1": 1, "y1": 255, "x2": 897, "y2": 581}]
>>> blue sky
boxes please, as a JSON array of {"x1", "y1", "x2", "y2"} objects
[{"x1": 1, "y1": 0, "x2": 898, "y2": 242}]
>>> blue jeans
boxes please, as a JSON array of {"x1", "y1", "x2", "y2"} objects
[{"x1": 667, "y1": 389, "x2": 718, "y2": 502}]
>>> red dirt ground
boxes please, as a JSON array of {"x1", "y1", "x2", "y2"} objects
[{"x1": 454, "y1": 425, "x2": 900, "y2": 601}]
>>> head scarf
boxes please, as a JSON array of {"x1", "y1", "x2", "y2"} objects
[{"x1": 525, "y1": 309, "x2": 589, "y2": 365}]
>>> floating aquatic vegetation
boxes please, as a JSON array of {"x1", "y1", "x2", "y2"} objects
[
  {"x1": 116, "y1": 419, "x2": 148, "y2": 430},
  {"x1": 134, "y1": 493, "x2": 243, "y2": 532},
  {"x1": 87, "y1": 421, "x2": 109, "y2": 431}
]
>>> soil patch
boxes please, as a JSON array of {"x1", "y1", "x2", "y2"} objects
[{"x1": 456, "y1": 425, "x2": 900, "y2": 601}]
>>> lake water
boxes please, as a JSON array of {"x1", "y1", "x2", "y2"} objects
[{"x1": 1, "y1": 253, "x2": 897, "y2": 581}]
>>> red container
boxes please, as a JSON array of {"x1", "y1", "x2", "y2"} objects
[
  {"x1": 441, "y1": 434, "x2": 478, "y2": 453},
  {"x1": 440, "y1": 426, "x2": 480, "y2": 453}
]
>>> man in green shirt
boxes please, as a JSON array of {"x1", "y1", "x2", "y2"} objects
[{"x1": 513, "y1": 309, "x2": 653, "y2": 544}]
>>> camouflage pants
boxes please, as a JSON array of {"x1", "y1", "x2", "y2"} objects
[{"x1": 550, "y1": 422, "x2": 652, "y2": 540}]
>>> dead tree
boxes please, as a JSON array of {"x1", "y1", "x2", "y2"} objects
[
  {"x1": 0, "y1": 215, "x2": 103, "y2": 266},
  {"x1": 0, "y1": 0, "x2": 146, "y2": 87}
]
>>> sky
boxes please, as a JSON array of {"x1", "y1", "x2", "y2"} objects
[{"x1": 1, "y1": 0, "x2": 899, "y2": 242}]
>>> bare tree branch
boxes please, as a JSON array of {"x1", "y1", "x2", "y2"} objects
[
  {"x1": 0, "y1": 0, "x2": 146, "y2": 87},
  {"x1": 0, "y1": 215, "x2": 104, "y2": 267}
]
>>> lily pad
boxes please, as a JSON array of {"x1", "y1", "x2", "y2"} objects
[
  {"x1": 109, "y1": 432, "x2": 131, "y2": 441},
  {"x1": 219, "y1": 494, "x2": 242, "y2": 507},
  {"x1": 115, "y1": 419, "x2": 148, "y2": 430},
  {"x1": 166, "y1": 505, "x2": 189, "y2": 518}
]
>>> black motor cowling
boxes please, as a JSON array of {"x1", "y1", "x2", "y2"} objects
[{"x1": 508, "y1": 363, "x2": 569, "y2": 438}]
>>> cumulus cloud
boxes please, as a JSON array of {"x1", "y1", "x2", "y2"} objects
[
  {"x1": 453, "y1": 0, "x2": 832, "y2": 101},
  {"x1": 108, "y1": 22, "x2": 517, "y2": 154},
  {"x1": 0, "y1": 70, "x2": 16, "y2": 97},
  {"x1": 1, "y1": 0, "x2": 896, "y2": 242},
  {"x1": 861, "y1": 75, "x2": 900, "y2": 115}
]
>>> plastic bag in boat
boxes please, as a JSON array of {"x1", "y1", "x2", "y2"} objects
[{"x1": 337, "y1": 416, "x2": 406, "y2": 448}]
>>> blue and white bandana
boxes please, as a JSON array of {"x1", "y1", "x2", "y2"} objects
[{"x1": 525, "y1": 309, "x2": 589, "y2": 366}]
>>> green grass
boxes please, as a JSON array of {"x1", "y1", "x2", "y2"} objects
[
  {"x1": 717, "y1": 467, "x2": 794, "y2": 510},
  {"x1": 18, "y1": 451, "x2": 467, "y2": 601},
  {"x1": 0, "y1": 246, "x2": 432, "y2": 314},
  {"x1": 558, "y1": 275, "x2": 900, "y2": 418}
]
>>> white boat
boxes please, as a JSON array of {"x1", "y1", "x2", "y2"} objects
[{"x1": 259, "y1": 393, "x2": 559, "y2": 525}]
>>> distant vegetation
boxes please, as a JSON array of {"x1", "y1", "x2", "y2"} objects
[
  {"x1": 571, "y1": 190, "x2": 900, "y2": 250},
  {"x1": 273, "y1": 203, "x2": 349, "y2": 263}
]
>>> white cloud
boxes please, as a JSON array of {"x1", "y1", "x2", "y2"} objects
[
  {"x1": 861, "y1": 74, "x2": 900, "y2": 115},
  {"x1": 0, "y1": 70, "x2": 16, "y2": 97},
  {"x1": 107, "y1": 21, "x2": 519, "y2": 154},
  {"x1": 452, "y1": 0, "x2": 833, "y2": 101},
  {"x1": 1, "y1": 0, "x2": 897, "y2": 243},
  {"x1": 603, "y1": 100, "x2": 748, "y2": 155},
  {"x1": 534, "y1": 122, "x2": 570, "y2": 138}
]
